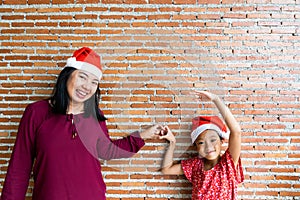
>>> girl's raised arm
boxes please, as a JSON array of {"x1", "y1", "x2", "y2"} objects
[{"x1": 193, "y1": 91, "x2": 242, "y2": 166}]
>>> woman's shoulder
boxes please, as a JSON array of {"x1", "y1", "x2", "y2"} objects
[
  {"x1": 25, "y1": 99, "x2": 53, "y2": 118},
  {"x1": 18, "y1": 100, "x2": 55, "y2": 131},
  {"x1": 27, "y1": 99, "x2": 51, "y2": 111}
]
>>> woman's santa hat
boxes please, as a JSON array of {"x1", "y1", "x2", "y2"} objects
[
  {"x1": 191, "y1": 116, "x2": 229, "y2": 144},
  {"x1": 65, "y1": 47, "x2": 102, "y2": 80}
]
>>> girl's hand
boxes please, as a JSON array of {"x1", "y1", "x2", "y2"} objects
[
  {"x1": 191, "y1": 90, "x2": 219, "y2": 102},
  {"x1": 159, "y1": 126, "x2": 176, "y2": 143}
]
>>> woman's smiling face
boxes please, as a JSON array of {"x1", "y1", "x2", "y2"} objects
[
  {"x1": 66, "y1": 69, "x2": 99, "y2": 106},
  {"x1": 194, "y1": 129, "x2": 223, "y2": 160}
]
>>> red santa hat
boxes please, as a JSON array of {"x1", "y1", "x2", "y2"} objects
[
  {"x1": 65, "y1": 47, "x2": 102, "y2": 80},
  {"x1": 191, "y1": 116, "x2": 229, "y2": 144}
]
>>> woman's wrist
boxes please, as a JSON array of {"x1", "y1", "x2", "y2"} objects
[{"x1": 139, "y1": 131, "x2": 147, "y2": 140}]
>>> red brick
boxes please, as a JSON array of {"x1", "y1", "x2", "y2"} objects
[
  {"x1": 28, "y1": 0, "x2": 50, "y2": 4},
  {"x1": 198, "y1": 0, "x2": 220, "y2": 3},
  {"x1": 149, "y1": 0, "x2": 172, "y2": 3},
  {"x1": 77, "y1": 0, "x2": 99, "y2": 3},
  {"x1": 2, "y1": 15, "x2": 24, "y2": 20},
  {"x1": 0, "y1": 8, "x2": 12, "y2": 12},
  {"x1": 102, "y1": 0, "x2": 122, "y2": 3},
  {"x1": 52, "y1": 0, "x2": 74, "y2": 3},
  {"x1": 3, "y1": 0, "x2": 26, "y2": 4},
  {"x1": 280, "y1": 191, "x2": 300, "y2": 197},
  {"x1": 223, "y1": 0, "x2": 243, "y2": 3},
  {"x1": 174, "y1": 0, "x2": 196, "y2": 4},
  {"x1": 124, "y1": 0, "x2": 147, "y2": 3}
]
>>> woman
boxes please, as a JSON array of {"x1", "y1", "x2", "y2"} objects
[{"x1": 1, "y1": 47, "x2": 163, "y2": 200}]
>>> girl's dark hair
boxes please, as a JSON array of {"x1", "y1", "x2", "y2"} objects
[{"x1": 50, "y1": 67, "x2": 106, "y2": 121}]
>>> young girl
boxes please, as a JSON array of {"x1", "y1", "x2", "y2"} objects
[{"x1": 160, "y1": 91, "x2": 244, "y2": 200}]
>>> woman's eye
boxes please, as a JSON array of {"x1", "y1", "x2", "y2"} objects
[
  {"x1": 79, "y1": 75, "x2": 86, "y2": 80},
  {"x1": 198, "y1": 142, "x2": 204, "y2": 145},
  {"x1": 92, "y1": 81, "x2": 98, "y2": 86}
]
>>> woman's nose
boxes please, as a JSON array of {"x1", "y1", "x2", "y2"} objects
[{"x1": 82, "y1": 82, "x2": 92, "y2": 90}]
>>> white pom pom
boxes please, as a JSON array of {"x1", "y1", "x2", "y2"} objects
[{"x1": 66, "y1": 57, "x2": 81, "y2": 69}]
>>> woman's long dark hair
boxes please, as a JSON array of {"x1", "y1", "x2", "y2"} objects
[{"x1": 50, "y1": 67, "x2": 106, "y2": 121}]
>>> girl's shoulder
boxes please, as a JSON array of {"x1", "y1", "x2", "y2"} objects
[
  {"x1": 181, "y1": 156, "x2": 204, "y2": 182},
  {"x1": 219, "y1": 149, "x2": 244, "y2": 183},
  {"x1": 221, "y1": 149, "x2": 235, "y2": 163},
  {"x1": 182, "y1": 156, "x2": 203, "y2": 168}
]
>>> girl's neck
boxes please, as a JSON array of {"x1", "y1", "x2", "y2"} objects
[{"x1": 203, "y1": 155, "x2": 221, "y2": 171}]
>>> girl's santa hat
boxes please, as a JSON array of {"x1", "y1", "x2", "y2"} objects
[
  {"x1": 65, "y1": 47, "x2": 102, "y2": 80},
  {"x1": 191, "y1": 116, "x2": 229, "y2": 144}
]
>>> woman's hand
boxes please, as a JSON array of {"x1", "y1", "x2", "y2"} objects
[{"x1": 139, "y1": 124, "x2": 164, "y2": 140}]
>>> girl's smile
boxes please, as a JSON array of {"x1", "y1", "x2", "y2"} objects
[
  {"x1": 194, "y1": 130, "x2": 223, "y2": 162},
  {"x1": 206, "y1": 150, "x2": 216, "y2": 155}
]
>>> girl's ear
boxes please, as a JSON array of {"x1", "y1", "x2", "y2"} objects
[{"x1": 220, "y1": 138, "x2": 225, "y2": 145}]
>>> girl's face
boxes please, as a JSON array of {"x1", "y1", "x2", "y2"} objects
[
  {"x1": 66, "y1": 70, "x2": 99, "y2": 105},
  {"x1": 194, "y1": 130, "x2": 223, "y2": 161}
]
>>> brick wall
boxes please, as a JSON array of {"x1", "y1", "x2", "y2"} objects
[{"x1": 0, "y1": 0, "x2": 300, "y2": 199}]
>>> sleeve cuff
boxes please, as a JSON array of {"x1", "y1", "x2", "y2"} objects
[{"x1": 131, "y1": 131, "x2": 145, "y2": 148}]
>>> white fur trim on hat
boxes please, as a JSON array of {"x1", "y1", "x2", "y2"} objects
[
  {"x1": 191, "y1": 124, "x2": 229, "y2": 144},
  {"x1": 66, "y1": 57, "x2": 102, "y2": 80}
]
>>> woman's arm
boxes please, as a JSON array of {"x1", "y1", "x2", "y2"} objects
[
  {"x1": 193, "y1": 91, "x2": 242, "y2": 166},
  {"x1": 1, "y1": 105, "x2": 36, "y2": 200},
  {"x1": 160, "y1": 126, "x2": 184, "y2": 175},
  {"x1": 97, "y1": 122, "x2": 163, "y2": 160}
]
